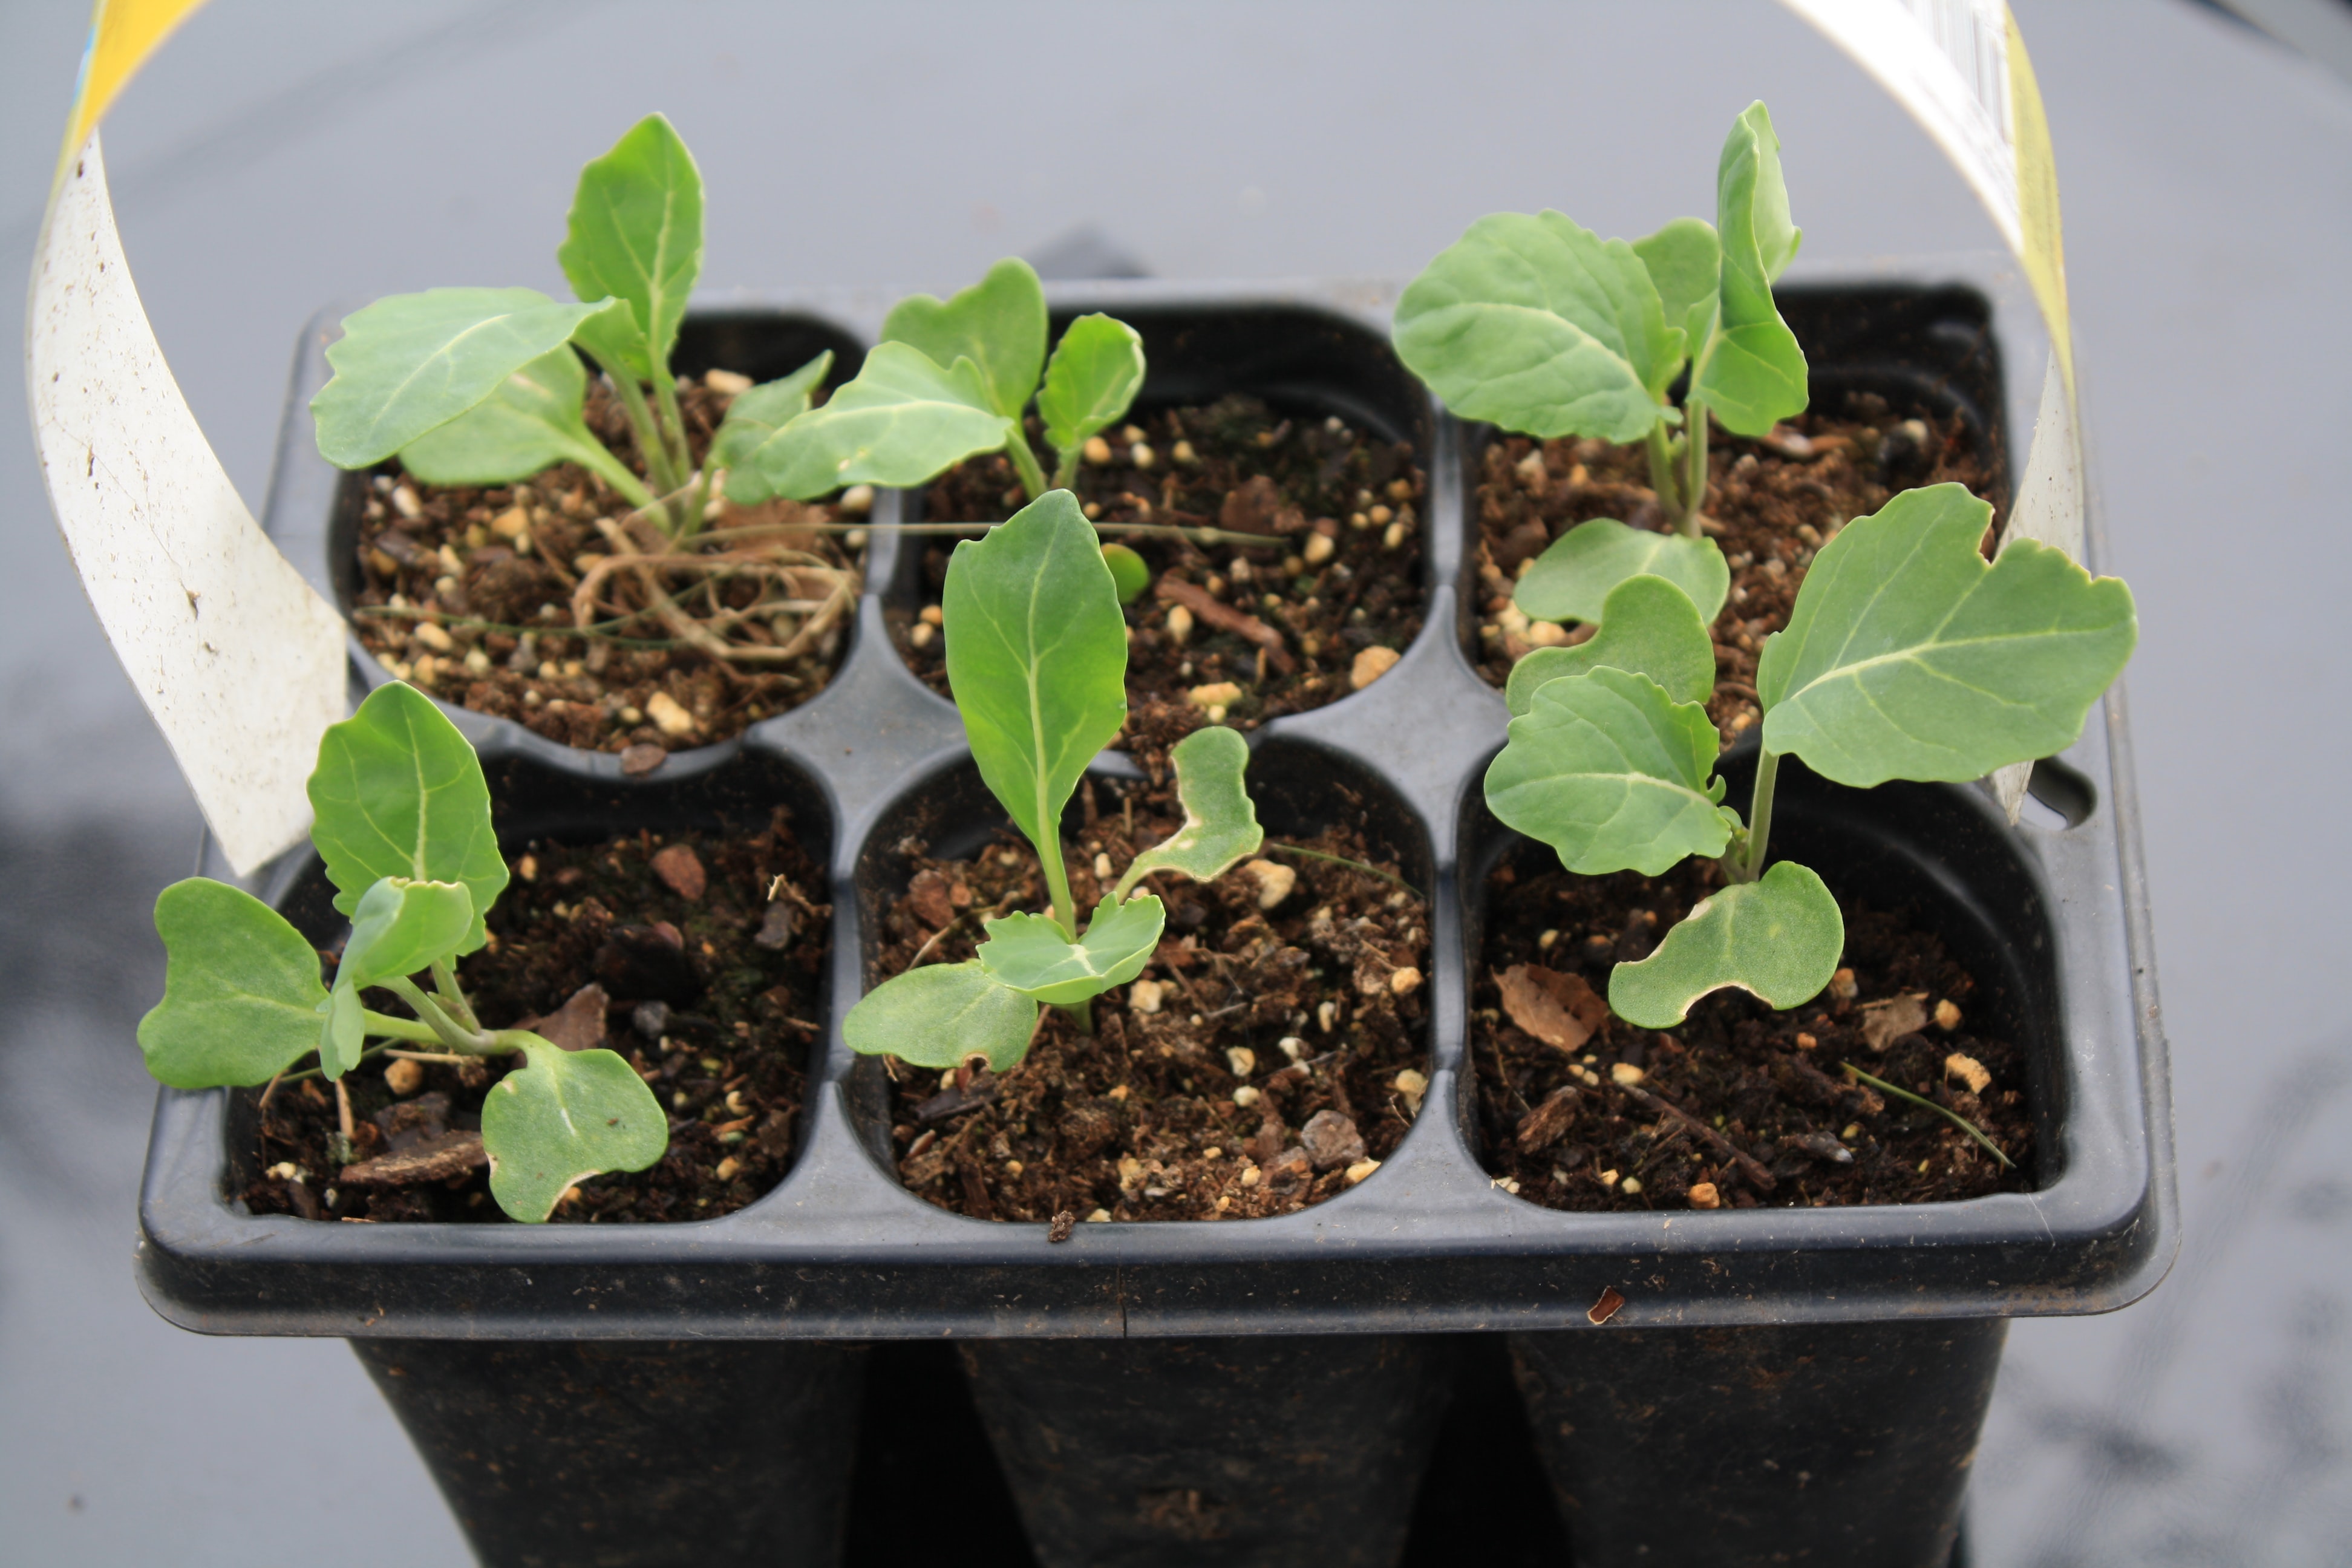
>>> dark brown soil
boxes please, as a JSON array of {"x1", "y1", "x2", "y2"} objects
[
  {"x1": 891, "y1": 397, "x2": 1426, "y2": 768},
  {"x1": 1474, "y1": 390, "x2": 2001, "y2": 745},
  {"x1": 1473, "y1": 845, "x2": 2034, "y2": 1212},
  {"x1": 872, "y1": 782, "x2": 1431, "y2": 1224},
  {"x1": 240, "y1": 812, "x2": 828, "y2": 1224},
  {"x1": 351, "y1": 374, "x2": 866, "y2": 757}
]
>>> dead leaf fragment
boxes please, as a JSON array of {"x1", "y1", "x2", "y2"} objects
[
  {"x1": 650, "y1": 844, "x2": 707, "y2": 901},
  {"x1": 1858, "y1": 993, "x2": 1929, "y2": 1051},
  {"x1": 1587, "y1": 1286, "x2": 1627, "y2": 1325},
  {"x1": 520, "y1": 982, "x2": 609, "y2": 1052},
  {"x1": 339, "y1": 1130, "x2": 486, "y2": 1187},
  {"x1": 1497, "y1": 964, "x2": 1610, "y2": 1053},
  {"x1": 1515, "y1": 1085, "x2": 1581, "y2": 1154}
]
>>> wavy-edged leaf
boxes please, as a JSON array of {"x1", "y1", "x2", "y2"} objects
[
  {"x1": 943, "y1": 489, "x2": 1129, "y2": 855},
  {"x1": 1037, "y1": 313, "x2": 1145, "y2": 461},
  {"x1": 557, "y1": 113, "x2": 704, "y2": 381},
  {"x1": 1757, "y1": 483, "x2": 2138, "y2": 786},
  {"x1": 307, "y1": 682, "x2": 508, "y2": 953},
  {"x1": 882, "y1": 256, "x2": 1048, "y2": 422},
  {"x1": 397, "y1": 345, "x2": 604, "y2": 487},
  {"x1": 1608, "y1": 861, "x2": 1843, "y2": 1027},
  {"x1": 976, "y1": 895, "x2": 1166, "y2": 1006},
  {"x1": 1116, "y1": 725, "x2": 1263, "y2": 897},
  {"x1": 1393, "y1": 210, "x2": 1680, "y2": 442},
  {"x1": 320, "y1": 876, "x2": 474, "y2": 1077},
  {"x1": 481, "y1": 1039, "x2": 668, "y2": 1221},
  {"x1": 312, "y1": 288, "x2": 622, "y2": 468},
  {"x1": 713, "y1": 350, "x2": 836, "y2": 503},
  {"x1": 1517, "y1": 517, "x2": 1730, "y2": 626},
  {"x1": 1506, "y1": 574, "x2": 1716, "y2": 715},
  {"x1": 1632, "y1": 217, "x2": 1720, "y2": 366},
  {"x1": 761, "y1": 342, "x2": 1011, "y2": 499},
  {"x1": 1485, "y1": 666, "x2": 1731, "y2": 877},
  {"x1": 843, "y1": 959, "x2": 1039, "y2": 1072},
  {"x1": 139, "y1": 878, "x2": 329, "y2": 1089},
  {"x1": 1691, "y1": 101, "x2": 1807, "y2": 436}
]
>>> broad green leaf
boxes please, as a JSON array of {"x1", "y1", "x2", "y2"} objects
[
  {"x1": 882, "y1": 256, "x2": 1049, "y2": 422},
  {"x1": 482, "y1": 1039, "x2": 668, "y2": 1222},
  {"x1": 557, "y1": 113, "x2": 704, "y2": 381},
  {"x1": 139, "y1": 878, "x2": 330, "y2": 1089},
  {"x1": 976, "y1": 895, "x2": 1166, "y2": 1006},
  {"x1": 713, "y1": 350, "x2": 835, "y2": 503},
  {"x1": 1517, "y1": 517, "x2": 1730, "y2": 626},
  {"x1": 397, "y1": 345, "x2": 604, "y2": 487},
  {"x1": 760, "y1": 342, "x2": 1011, "y2": 499},
  {"x1": 1632, "y1": 217, "x2": 1720, "y2": 366},
  {"x1": 1691, "y1": 102, "x2": 1807, "y2": 436},
  {"x1": 1609, "y1": 861, "x2": 1843, "y2": 1027},
  {"x1": 1506, "y1": 574, "x2": 1716, "y2": 716},
  {"x1": 1757, "y1": 483, "x2": 2138, "y2": 786},
  {"x1": 307, "y1": 682, "x2": 508, "y2": 953},
  {"x1": 1114, "y1": 725, "x2": 1264, "y2": 897},
  {"x1": 1393, "y1": 210, "x2": 1682, "y2": 442},
  {"x1": 943, "y1": 490, "x2": 1129, "y2": 857},
  {"x1": 1484, "y1": 667, "x2": 1731, "y2": 877},
  {"x1": 843, "y1": 959, "x2": 1039, "y2": 1072},
  {"x1": 1037, "y1": 313, "x2": 1145, "y2": 461},
  {"x1": 312, "y1": 288, "x2": 622, "y2": 468},
  {"x1": 1100, "y1": 543, "x2": 1151, "y2": 604}
]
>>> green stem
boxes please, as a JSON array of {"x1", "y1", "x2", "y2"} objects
[
  {"x1": 430, "y1": 959, "x2": 480, "y2": 1032},
  {"x1": 1051, "y1": 445, "x2": 1080, "y2": 491},
  {"x1": 1679, "y1": 399, "x2": 1710, "y2": 539},
  {"x1": 1004, "y1": 431, "x2": 1051, "y2": 502},
  {"x1": 1261, "y1": 841, "x2": 1418, "y2": 894},
  {"x1": 1034, "y1": 829, "x2": 1080, "y2": 944},
  {"x1": 1728, "y1": 747, "x2": 1782, "y2": 884},
  {"x1": 1841, "y1": 1063, "x2": 2016, "y2": 1169},
  {"x1": 1645, "y1": 420, "x2": 1681, "y2": 527},
  {"x1": 652, "y1": 363, "x2": 694, "y2": 483},
  {"x1": 358, "y1": 1011, "x2": 446, "y2": 1044},
  {"x1": 1057, "y1": 998, "x2": 1096, "y2": 1037},
  {"x1": 385, "y1": 976, "x2": 497, "y2": 1055},
  {"x1": 567, "y1": 435, "x2": 658, "y2": 513},
  {"x1": 578, "y1": 346, "x2": 681, "y2": 500}
]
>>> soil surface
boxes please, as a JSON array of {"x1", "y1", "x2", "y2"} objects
[
  {"x1": 872, "y1": 779, "x2": 1431, "y2": 1226},
  {"x1": 1473, "y1": 390, "x2": 2001, "y2": 745},
  {"x1": 1473, "y1": 844, "x2": 2034, "y2": 1211},
  {"x1": 892, "y1": 397, "x2": 1426, "y2": 768},
  {"x1": 240, "y1": 812, "x2": 828, "y2": 1224},
  {"x1": 351, "y1": 374, "x2": 866, "y2": 760}
]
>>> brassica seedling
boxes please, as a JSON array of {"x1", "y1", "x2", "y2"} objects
[
  {"x1": 309, "y1": 113, "x2": 831, "y2": 538},
  {"x1": 137, "y1": 682, "x2": 667, "y2": 1222},
  {"x1": 753, "y1": 258, "x2": 1145, "y2": 507},
  {"x1": 844, "y1": 489, "x2": 1261, "y2": 1071},
  {"x1": 1483, "y1": 484, "x2": 2135, "y2": 1027},
  {"x1": 1393, "y1": 100, "x2": 1806, "y2": 628}
]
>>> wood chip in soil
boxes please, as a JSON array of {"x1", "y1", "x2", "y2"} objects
[
  {"x1": 239, "y1": 812, "x2": 828, "y2": 1224},
  {"x1": 1472, "y1": 390, "x2": 2001, "y2": 746},
  {"x1": 892, "y1": 397, "x2": 1425, "y2": 773},
  {"x1": 349, "y1": 374, "x2": 866, "y2": 757},
  {"x1": 1472, "y1": 845, "x2": 2033, "y2": 1212},
  {"x1": 872, "y1": 783, "x2": 1431, "y2": 1226}
]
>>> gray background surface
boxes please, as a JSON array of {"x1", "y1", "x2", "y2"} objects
[{"x1": 0, "y1": 3, "x2": 2344, "y2": 1563}]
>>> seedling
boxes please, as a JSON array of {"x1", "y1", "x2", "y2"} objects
[
  {"x1": 310, "y1": 113, "x2": 832, "y2": 539},
  {"x1": 757, "y1": 258, "x2": 1145, "y2": 506},
  {"x1": 1483, "y1": 483, "x2": 2135, "y2": 1027},
  {"x1": 844, "y1": 490, "x2": 1262, "y2": 1071},
  {"x1": 137, "y1": 682, "x2": 667, "y2": 1222},
  {"x1": 1394, "y1": 100, "x2": 1807, "y2": 628}
]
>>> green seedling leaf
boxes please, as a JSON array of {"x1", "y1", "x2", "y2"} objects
[
  {"x1": 762, "y1": 342, "x2": 1011, "y2": 498},
  {"x1": 311, "y1": 288, "x2": 622, "y2": 468},
  {"x1": 976, "y1": 895, "x2": 1166, "y2": 1007},
  {"x1": 712, "y1": 350, "x2": 835, "y2": 503},
  {"x1": 397, "y1": 345, "x2": 609, "y2": 488},
  {"x1": 1101, "y1": 543, "x2": 1151, "y2": 604},
  {"x1": 883, "y1": 256, "x2": 1049, "y2": 422},
  {"x1": 139, "y1": 878, "x2": 330, "y2": 1088},
  {"x1": 943, "y1": 489, "x2": 1129, "y2": 856},
  {"x1": 1114, "y1": 725, "x2": 1263, "y2": 897},
  {"x1": 1485, "y1": 667, "x2": 1731, "y2": 876},
  {"x1": 1608, "y1": 861, "x2": 1843, "y2": 1027},
  {"x1": 1393, "y1": 210, "x2": 1681, "y2": 443},
  {"x1": 308, "y1": 682, "x2": 508, "y2": 954},
  {"x1": 1516, "y1": 517, "x2": 1730, "y2": 626},
  {"x1": 1505, "y1": 574, "x2": 1716, "y2": 716},
  {"x1": 557, "y1": 113, "x2": 705, "y2": 381},
  {"x1": 1757, "y1": 483, "x2": 2138, "y2": 786},
  {"x1": 1690, "y1": 102, "x2": 1807, "y2": 436},
  {"x1": 843, "y1": 959, "x2": 1039, "y2": 1073},
  {"x1": 1632, "y1": 216, "x2": 1720, "y2": 362},
  {"x1": 481, "y1": 1038, "x2": 668, "y2": 1222},
  {"x1": 1037, "y1": 313, "x2": 1146, "y2": 461},
  {"x1": 320, "y1": 876, "x2": 474, "y2": 1077}
]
